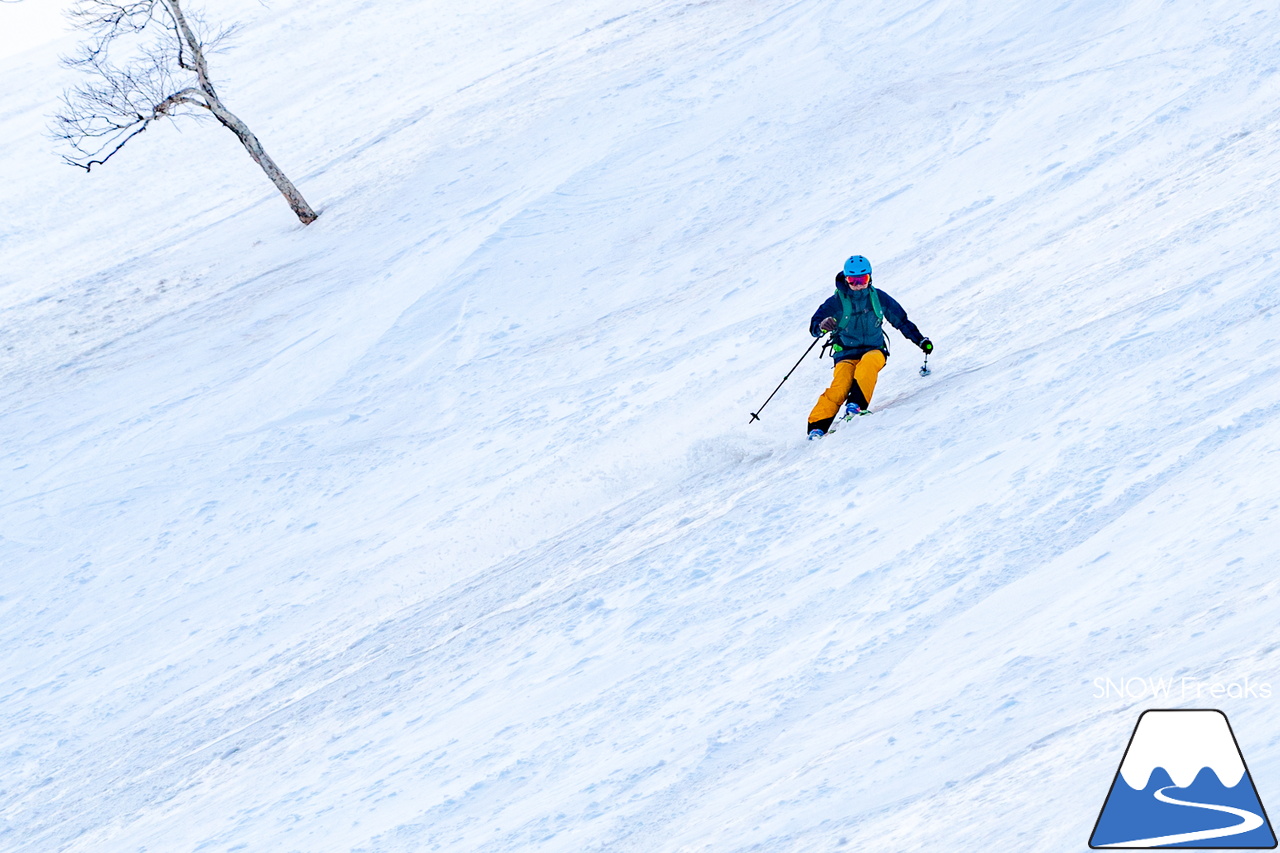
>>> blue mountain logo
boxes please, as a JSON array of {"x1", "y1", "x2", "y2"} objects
[{"x1": 1090, "y1": 709, "x2": 1276, "y2": 848}]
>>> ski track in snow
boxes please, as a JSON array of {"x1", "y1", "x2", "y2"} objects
[
  {"x1": 3, "y1": 0, "x2": 1280, "y2": 850},
  {"x1": 1104, "y1": 785, "x2": 1265, "y2": 848}
]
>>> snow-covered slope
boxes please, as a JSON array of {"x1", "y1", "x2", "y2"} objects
[{"x1": 3, "y1": 0, "x2": 1280, "y2": 850}]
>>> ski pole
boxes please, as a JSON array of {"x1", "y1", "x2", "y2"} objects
[
  {"x1": 750, "y1": 335, "x2": 825, "y2": 423},
  {"x1": 919, "y1": 352, "x2": 931, "y2": 377}
]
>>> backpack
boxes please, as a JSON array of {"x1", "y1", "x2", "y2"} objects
[
  {"x1": 836, "y1": 286, "x2": 884, "y2": 325},
  {"x1": 828, "y1": 286, "x2": 887, "y2": 355}
]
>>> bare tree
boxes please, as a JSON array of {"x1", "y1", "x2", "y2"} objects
[{"x1": 55, "y1": 0, "x2": 318, "y2": 224}]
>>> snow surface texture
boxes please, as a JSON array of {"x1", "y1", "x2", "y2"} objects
[{"x1": 3, "y1": 0, "x2": 1280, "y2": 850}]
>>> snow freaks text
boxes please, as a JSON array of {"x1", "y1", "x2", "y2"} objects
[{"x1": 1093, "y1": 676, "x2": 1273, "y2": 701}]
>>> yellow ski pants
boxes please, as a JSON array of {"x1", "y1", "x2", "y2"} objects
[{"x1": 808, "y1": 350, "x2": 887, "y2": 426}]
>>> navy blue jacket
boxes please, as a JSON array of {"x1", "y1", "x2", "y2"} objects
[{"x1": 810, "y1": 273, "x2": 924, "y2": 362}]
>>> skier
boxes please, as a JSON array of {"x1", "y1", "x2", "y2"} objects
[{"x1": 807, "y1": 255, "x2": 932, "y2": 439}]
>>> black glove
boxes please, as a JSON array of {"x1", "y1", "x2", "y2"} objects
[
  {"x1": 819, "y1": 317, "x2": 838, "y2": 332},
  {"x1": 920, "y1": 338, "x2": 933, "y2": 354}
]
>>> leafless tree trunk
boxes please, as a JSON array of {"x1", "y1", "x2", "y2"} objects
[{"x1": 55, "y1": 0, "x2": 318, "y2": 225}]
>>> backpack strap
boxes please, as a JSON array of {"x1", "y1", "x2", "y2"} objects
[
  {"x1": 832, "y1": 286, "x2": 889, "y2": 355},
  {"x1": 835, "y1": 289, "x2": 853, "y2": 329},
  {"x1": 834, "y1": 287, "x2": 885, "y2": 329}
]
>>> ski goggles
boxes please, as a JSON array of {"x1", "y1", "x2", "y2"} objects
[{"x1": 845, "y1": 274, "x2": 871, "y2": 287}]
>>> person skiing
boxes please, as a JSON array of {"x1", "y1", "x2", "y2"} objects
[{"x1": 806, "y1": 255, "x2": 932, "y2": 438}]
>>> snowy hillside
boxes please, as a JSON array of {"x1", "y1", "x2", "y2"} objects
[{"x1": 3, "y1": 0, "x2": 1280, "y2": 849}]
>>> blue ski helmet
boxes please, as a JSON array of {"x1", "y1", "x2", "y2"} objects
[{"x1": 843, "y1": 255, "x2": 872, "y2": 277}]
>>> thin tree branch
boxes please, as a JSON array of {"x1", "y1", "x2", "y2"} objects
[{"x1": 56, "y1": 0, "x2": 317, "y2": 223}]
